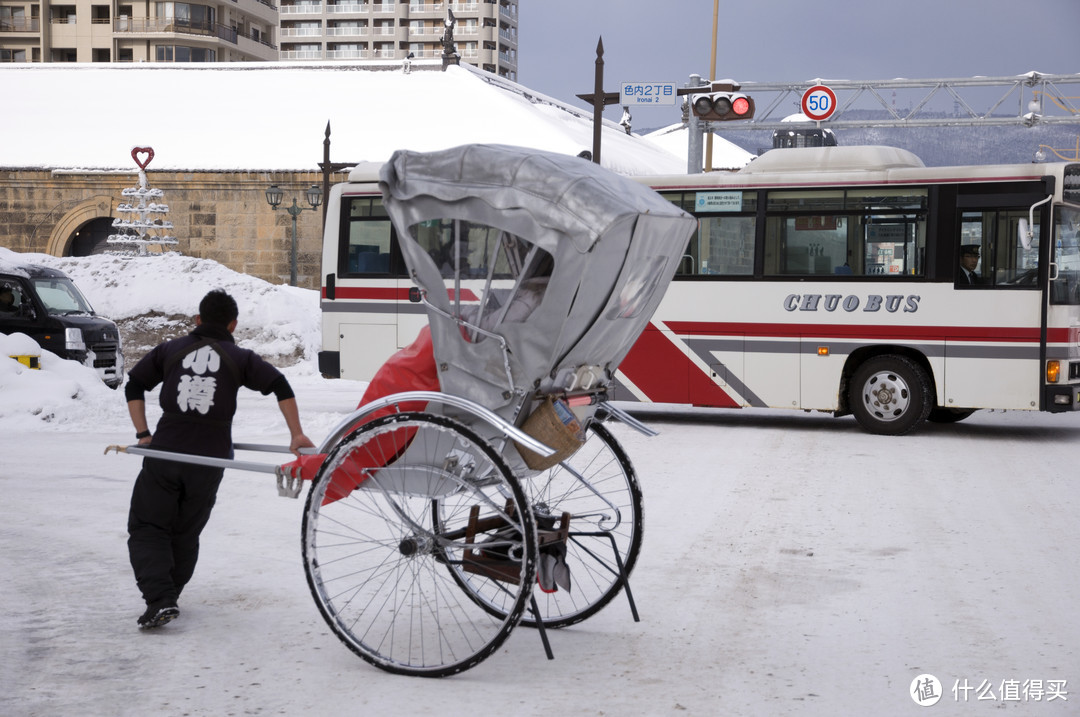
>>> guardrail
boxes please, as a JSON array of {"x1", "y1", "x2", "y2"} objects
[{"x1": 1, "y1": 18, "x2": 40, "y2": 31}]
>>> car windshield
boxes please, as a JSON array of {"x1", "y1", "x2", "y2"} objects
[{"x1": 31, "y1": 277, "x2": 95, "y2": 315}]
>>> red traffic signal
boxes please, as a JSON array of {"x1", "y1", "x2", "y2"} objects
[{"x1": 692, "y1": 92, "x2": 755, "y2": 121}]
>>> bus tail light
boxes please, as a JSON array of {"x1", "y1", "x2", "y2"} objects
[{"x1": 1046, "y1": 360, "x2": 1061, "y2": 383}]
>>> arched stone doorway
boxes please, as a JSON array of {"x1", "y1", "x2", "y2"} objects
[
  {"x1": 45, "y1": 196, "x2": 114, "y2": 257},
  {"x1": 70, "y1": 217, "x2": 117, "y2": 256}
]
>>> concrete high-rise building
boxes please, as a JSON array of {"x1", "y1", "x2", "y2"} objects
[
  {"x1": 279, "y1": 0, "x2": 517, "y2": 80},
  {"x1": 0, "y1": 0, "x2": 278, "y2": 62},
  {"x1": 1, "y1": 0, "x2": 516, "y2": 79}
]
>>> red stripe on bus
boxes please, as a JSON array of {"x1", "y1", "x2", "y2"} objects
[
  {"x1": 663, "y1": 321, "x2": 1053, "y2": 343},
  {"x1": 324, "y1": 287, "x2": 408, "y2": 300},
  {"x1": 620, "y1": 324, "x2": 740, "y2": 407},
  {"x1": 322, "y1": 286, "x2": 480, "y2": 301}
]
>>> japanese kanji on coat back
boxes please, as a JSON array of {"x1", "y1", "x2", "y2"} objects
[{"x1": 130, "y1": 324, "x2": 284, "y2": 459}]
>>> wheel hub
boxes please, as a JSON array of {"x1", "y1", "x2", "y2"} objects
[
  {"x1": 864, "y1": 372, "x2": 910, "y2": 419},
  {"x1": 399, "y1": 535, "x2": 433, "y2": 557}
]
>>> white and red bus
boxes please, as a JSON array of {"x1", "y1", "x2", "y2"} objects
[{"x1": 317, "y1": 146, "x2": 1080, "y2": 434}]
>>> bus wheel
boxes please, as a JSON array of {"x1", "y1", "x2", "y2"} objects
[
  {"x1": 927, "y1": 407, "x2": 976, "y2": 423},
  {"x1": 849, "y1": 355, "x2": 931, "y2": 435}
]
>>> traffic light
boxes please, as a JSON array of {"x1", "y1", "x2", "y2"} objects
[{"x1": 691, "y1": 91, "x2": 755, "y2": 121}]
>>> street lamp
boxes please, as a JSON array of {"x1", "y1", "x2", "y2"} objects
[{"x1": 265, "y1": 184, "x2": 322, "y2": 286}]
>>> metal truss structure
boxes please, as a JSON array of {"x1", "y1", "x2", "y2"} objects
[{"x1": 714, "y1": 73, "x2": 1080, "y2": 131}]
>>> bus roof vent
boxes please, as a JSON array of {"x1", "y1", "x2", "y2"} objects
[
  {"x1": 740, "y1": 146, "x2": 925, "y2": 174},
  {"x1": 347, "y1": 161, "x2": 384, "y2": 182}
]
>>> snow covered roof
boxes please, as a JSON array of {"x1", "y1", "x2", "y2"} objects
[
  {"x1": 644, "y1": 123, "x2": 754, "y2": 171},
  {"x1": 0, "y1": 61, "x2": 686, "y2": 176}
]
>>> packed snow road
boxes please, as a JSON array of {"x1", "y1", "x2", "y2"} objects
[{"x1": 1, "y1": 377, "x2": 1077, "y2": 716}]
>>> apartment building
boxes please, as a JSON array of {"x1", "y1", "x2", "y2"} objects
[
  {"x1": 0, "y1": 0, "x2": 515, "y2": 75},
  {"x1": 0, "y1": 0, "x2": 279, "y2": 62},
  {"x1": 279, "y1": 0, "x2": 517, "y2": 80}
]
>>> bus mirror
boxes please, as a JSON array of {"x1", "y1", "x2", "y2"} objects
[
  {"x1": 408, "y1": 286, "x2": 422, "y2": 303},
  {"x1": 325, "y1": 273, "x2": 336, "y2": 301},
  {"x1": 1018, "y1": 219, "x2": 1033, "y2": 250}
]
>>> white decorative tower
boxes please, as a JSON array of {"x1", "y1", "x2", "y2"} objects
[{"x1": 107, "y1": 146, "x2": 178, "y2": 256}]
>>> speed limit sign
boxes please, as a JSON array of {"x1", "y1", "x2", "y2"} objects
[{"x1": 801, "y1": 85, "x2": 837, "y2": 121}]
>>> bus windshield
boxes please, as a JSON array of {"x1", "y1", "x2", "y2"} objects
[{"x1": 1053, "y1": 205, "x2": 1080, "y2": 304}]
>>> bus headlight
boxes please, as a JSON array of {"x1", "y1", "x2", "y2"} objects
[
  {"x1": 65, "y1": 328, "x2": 86, "y2": 352},
  {"x1": 1046, "y1": 360, "x2": 1061, "y2": 383}
]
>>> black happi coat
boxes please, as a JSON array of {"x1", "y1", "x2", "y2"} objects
[{"x1": 127, "y1": 324, "x2": 284, "y2": 458}]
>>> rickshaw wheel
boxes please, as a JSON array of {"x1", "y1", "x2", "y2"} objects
[
  {"x1": 302, "y1": 411, "x2": 536, "y2": 678},
  {"x1": 439, "y1": 422, "x2": 643, "y2": 629}
]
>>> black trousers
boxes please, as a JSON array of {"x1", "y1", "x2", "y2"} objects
[{"x1": 127, "y1": 457, "x2": 224, "y2": 606}]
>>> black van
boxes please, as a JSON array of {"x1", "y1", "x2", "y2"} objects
[{"x1": 0, "y1": 262, "x2": 124, "y2": 388}]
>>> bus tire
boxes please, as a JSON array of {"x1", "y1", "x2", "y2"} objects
[
  {"x1": 927, "y1": 407, "x2": 976, "y2": 423},
  {"x1": 849, "y1": 355, "x2": 932, "y2": 436}
]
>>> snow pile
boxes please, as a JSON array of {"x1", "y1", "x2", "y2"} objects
[
  {"x1": 39, "y1": 251, "x2": 322, "y2": 362},
  {"x1": 0, "y1": 248, "x2": 322, "y2": 432},
  {"x1": 0, "y1": 330, "x2": 119, "y2": 427}
]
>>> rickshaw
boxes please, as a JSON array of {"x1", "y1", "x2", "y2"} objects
[{"x1": 111, "y1": 144, "x2": 696, "y2": 677}]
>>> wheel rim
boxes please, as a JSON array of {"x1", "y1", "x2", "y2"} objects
[
  {"x1": 302, "y1": 413, "x2": 535, "y2": 677},
  {"x1": 861, "y1": 370, "x2": 911, "y2": 421}
]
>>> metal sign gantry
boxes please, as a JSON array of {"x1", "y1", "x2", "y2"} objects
[{"x1": 712, "y1": 72, "x2": 1080, "y2": 131}]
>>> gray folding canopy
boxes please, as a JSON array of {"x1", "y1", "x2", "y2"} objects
[{"x1": 379, "y1": 144, "x2": 697, "y2": 421}]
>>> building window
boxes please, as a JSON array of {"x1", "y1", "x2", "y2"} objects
[
  {"x1": 155, "y1": 45, "x2": 217, "y2": 61},
  {"x1": 155, "y1": 2, "x2": 215, "y2": 30}
]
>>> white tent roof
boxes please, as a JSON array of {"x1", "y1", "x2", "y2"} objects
[{"x1": 0, "y1": 61, "x2": 687, "y2": 176}]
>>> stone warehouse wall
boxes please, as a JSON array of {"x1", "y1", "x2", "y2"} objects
[{"x1": 0, "y1": 168, "x2": 347, "y2": 291}]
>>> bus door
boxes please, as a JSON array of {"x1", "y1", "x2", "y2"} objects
[{"x1": 944, "y1": 190, "x2": 1049, "y2": 409}]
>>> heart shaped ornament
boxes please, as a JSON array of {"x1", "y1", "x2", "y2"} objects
[{"x1": 131, "y1": 146, "x2": 155, "y2": 170}]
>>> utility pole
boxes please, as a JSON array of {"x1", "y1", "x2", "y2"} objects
[
  {"x1": 705, "y1": 0, "x2": 720, "y2": 172},
  {"x1": 686, "y1": 74, "x2": 710, "y2": 174}
]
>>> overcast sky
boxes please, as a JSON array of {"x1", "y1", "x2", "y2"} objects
[{"x1": 516, "y1": 0, "x2": 1079, "y2": 127}]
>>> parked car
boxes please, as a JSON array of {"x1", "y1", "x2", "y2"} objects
[{"x1": 0, "y1": 260, "x2": 123, "y2": 388}]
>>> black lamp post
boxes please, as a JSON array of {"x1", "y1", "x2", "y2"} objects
[{"x1": 265, "y1": 183, "x2": 323, "y2": 286}]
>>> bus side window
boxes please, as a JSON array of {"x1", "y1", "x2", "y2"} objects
[
  {"x1": 957, "y1": 209, "x2": 1040, "y2": 288},
  {"x1": 697, "y1": 216, "x2": 755, "y2": 275}
]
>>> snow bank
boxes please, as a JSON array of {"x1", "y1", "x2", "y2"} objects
[
  {"x1": 0, "y1": 248, "x2": 322, "y2": 433},
  {"x1": 0, "y1": 330, "x2": 122, "y2": 428}
]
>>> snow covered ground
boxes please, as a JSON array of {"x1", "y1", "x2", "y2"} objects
[{"x1": 2, "y1": 251, "x2": 1078, "y2": 715}]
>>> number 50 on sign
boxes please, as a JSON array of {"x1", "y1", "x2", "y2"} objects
[{"x1": 801, "y1": 85, "x2": 837, "y2": 121}]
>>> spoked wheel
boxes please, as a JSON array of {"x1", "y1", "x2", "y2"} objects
[
  {"x1": 440, "y1": 421, "x2": 643, "y2": 628},
  {"x1": 302, "y1": 412, "x2": 536, "y2": 678}
]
